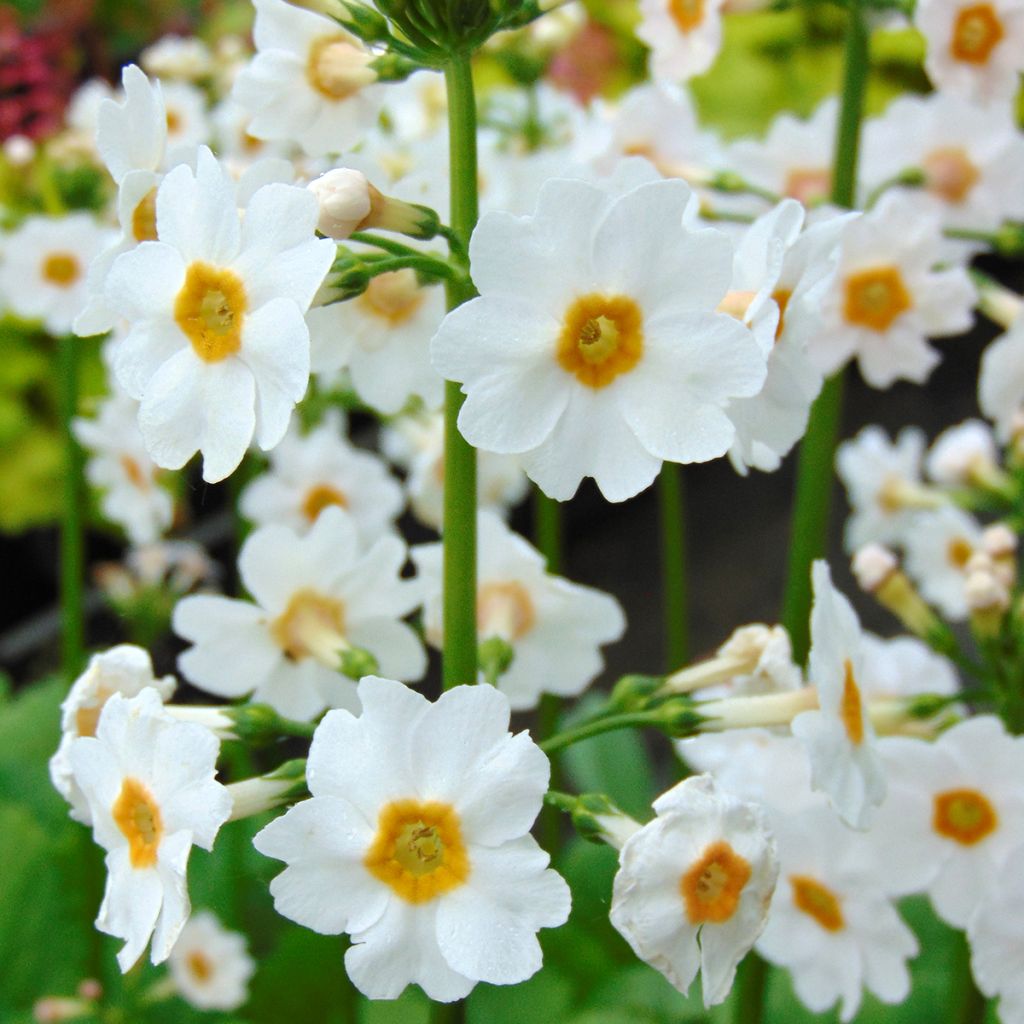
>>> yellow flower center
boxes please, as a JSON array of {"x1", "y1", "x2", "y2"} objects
[
  {"x1": 166, "y1": 109, "x2": 182, "y2": 134},
  {"x1": 476, "y1": 581, "x2": 536, "y2": 641},
  {"x1": 356, "y1": 269, "x2": 426, "y2": 326},
  {"x1": 270, "y1": 588, "x2": 346, "y2": 663},
  {"x1": 306, "y1": 34, "x2": 375, "y2": 100},
  {"x1": 680, "y1": 840, "x2": 752, "y2": 925},
  {"x1": 556, "y1": 293, "x2": 644, "y2": 389},
  {"x1": 791, "y1": 875, "x2": 844, "y2": 931},
  {"x1": 843, "y1": 266, "x2": 912, "y2": 332},
  {"x1": 42, "y1": 252, "x2": 81, "y2": 287},
  {"x1": 174, "y1": 262, "x2": 248, "y2": 363},
  {"x1": 302, "y1": 483, "x2": 349, "y2": 523},
  {"x1": 933, "y1": 788, "x2": 998, "y2": 845},
  {"x1": 119, "y1": 454, "x2": 152, "y2": 491},
  {"x1": 773, "y1": 288, "x2": 792, "y2": 342},
  {"x1": 783, "y1": 168, "x2": 832, "y2": 206},
  {"x1": 186, "y1": 950, "x2": 214, "y2": 983},
  {"x1": 947, "y1": 536, "x2": 975, "y2": 569},
  {"x1": 950, "y1": 3, "x2": 1004, "y2": 63},
  {"x1": 840, "y1": 658, "x2": 865, "y2": 746},
  {"x1": 668, "y1": 0, "x2": 705, "y2": 32},
  {"x1": 112, "y1": 777, "x2": 163, "y2": 868},
  {"x1": 923, "y1": 147, "x2": 980, "y2": 205},
  {"x1": 365, "y1": 799, "x2": 470, "y2": 904},
  {"x1": 132, "y1": 187, "x2": 159, "y2": 243}
]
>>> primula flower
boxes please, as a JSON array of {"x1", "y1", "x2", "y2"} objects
[
  {"x1": 903, "y1": 506, "x2": 984, "y2": 619},
  {"x1": 0, "y1": 213, "x2": 113, "y2": 335},
  {"x1": 635, "y1": 0, "x2": 727, "y2": 82},
  {"x1": 871, "y1": 716, "x2": 1024, "y2": 926},
  {"x1": 168, "y1": 910, "x2": 255, "y2": 1011},
  {"x1": 232, "y1": 0, "x2": 385, "y2": 157},
  {"x1": 756, "y1": 806, "x2": 918, "y2": 1022},
  {"x1": 926, "y1": 418, "x2": 1000, "y2": 487},
  {"x1": 792, "y1": 561, "x2": 886, "y2": 829},
  {"x1": 141, "y1": 35, "x2": 214, "y2": 82},
  {"x1": 915, "y1": 0, "x2": 1024, "y2": 104},
  {"x1": 609, "y1": 775, "x2": 778, "y2": 1006},
  {"x1": 812, "y1": 193, "x2": 975, "y2": 387},
  {"x1": 253, "y1": 676, "x2": 571, "y2": 1001},
  {"x1": 51, "y1": 645, "x2": 176, "y2": 824},
  {"x1": 102, "y1": 147, "x2": 335, "y2": 482},
  {"x1": 69, "y1": 689, "x2": 231, "y2": 970},
  {"x1": 431, "y1": 176, "x2": 766, "y2": 502},
  {"x1": 239, "y1": 410, "x2": 404, "y2": 544},
  {"x1": 412, "y1": 510, "x2": 626, "y2": 709},
  {"x1": 174, "y1": 507, "x2": 425, "y2": 721}
]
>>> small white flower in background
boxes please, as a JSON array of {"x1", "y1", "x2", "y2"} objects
[
  {"x1": 73, "y1": 391, "x2": 174, "y2": 545},
  {"x1": 160, "y1": 81, "x2": 213, "y2": 156},
  {"x1": 382, "y1": 409, "x2": 529, "y2": 531},
  {"x1": 50, "y1": 646, "x2": 176, "y2": 824},
  {"x1": 0, "y1": 214, "x2": 114, "y2": 335},
  {"x1": 755, "y1": 805, "x2": 918, "y2": 1022},
  {"x1": 431, "y1": 176, "x2": 767, "y2": 502},
  {"x1": 859, "y1": 633, "x2": 959, "y2": 701},
  {"x1": 96, "y1": 539, "x2": 220, "y2": 605},
  {"x1": 979, "y1": 314, "x2": 1024, "y2": 441},
  {"x1": 636, "y1": 0, "x2": 726, "y2": 83},
  {"x1": 812, "y1": 192, "x2": 975, "y2": 387},
  {"x1": 168, "y1": 910, "x2": 255, "y2": 1011},
  {"x1": 926, "y1": 419, "x2": 1000, "y2": 487},
  {"x1": 69, "y1": 689, "x2": 231, "y2": 970},
  {"x1": 65, "y1": 77, "x2": 116, "y2": 140},
  {"x1": 174, "y1": 506, "x2": 424, "y2": 721},
  {"x1": 968, "y1": 844, "x2": 1024, "y2": 1022},
  {"x1": 792, "y1": 561, "x2": 886, "y2": 829},
  {"x1": 609, "y1": 775, "x2": 778, "y2": 1006},
  {"x1": 915, "y1": 0, "x2": 1024, "y2": 104},
  {"x1": 239, "y1": 410, "x2": 404, "y2": 545},
  {"x1": 412, "y1": 510, "x2": 625, "y2": 710},
  {"x1": 903, "y1": 506, "x2": 984, "y2": 619},
  {"x1": 103, "y1": 146, "x2": 335, "y2": 482},
  {"x1": 836, "y1": 425, "x2": 931, "y2": 551},
  {"x1": 871, "y1": 716, "x2": 1024, "y2": 927},
  {"x1": 253, "y1": 676, "x2": 570, "y2": 1001},
  {"x1": 141, "y1": 35, "x2": 214, "y2": 82},
  {"x1": 232, "y1": 0, "x2": 385, "y2": 157}
]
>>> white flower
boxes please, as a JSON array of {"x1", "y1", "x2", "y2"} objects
[
  {"x1": 0, "y1": 214, "x2": 113, "y2": 335},
  {"x1": 915, "y1": 0, "x2": 1024, "y2": 104},
  {"x1": 926, "y1": 418, "x2": 1000, "y2": 486},
  {"x1": 382, "y1": 409, "x2": 529, "y2": 531},
  {"x1": 968, "y1": 844, "x2": 1024, "y2": 1022},
  {"x1": 903, "y1": 506, "x2": 984, "y2": 619},
  {"x1": 871, "y1": 716, "x2": 1024, "y2": 926},
  {"x1": 141, "y1": 35, "x2": 214, "y2": 81},
  {"x1": 168, "y1": 910, "x2": 255, "y2": 1011},
  {"x1": 95, "y1": 64, "x2": 167, "y2": 185},
  {"x1": 232, "y1": 0, "x2": 385, "y2": 157},
  {"x1": 756, "y1": 806, "x2": 918, "y2": 1022},
  {"x1": 609, "y1": 775, "x2": 778, "y2": 1006},
  {"x1": 50, "y1": 646, "x2": 177, "y2": 824},
  {"x1": 412, "y1": 510, "x2": 625, "y2": 710},
  {"x1": 836, "y1": 425, "x2": 930, "y2": 551},
  {"x1": 103, "y1": 147, "x2": 335, "y2": 482},
  {"x1": 73, "y1": 391, "x2": 175, "y2": 544},
  {"x1": 239, "y1": 410, "x2": 404, "y2": 544},
  {"x1": 173, "y1": 507, "x2": 425, "y2": 720},
  {"x1": 813, "y1": 192, "x2": 975, "y2": 387},
  {"x1": 859, "y1": 633, "x2": 959, "y2": 699},
  {"x1": 431, "y1": 176, "x2": 766, "y2": 502},
  {"x1": 253, "y1": 676, "x2": 570, "y2": 1001},
  {"x1": 69, "y1": 689, "x2": 231, "y2": 970},
  {"x1": 161, "y1": 81, "x2": 213, "y2": 155},
  {"x1": 792, "y1": 561, "x2": 886, "y2": 829},
  {"x1": 979, "y1": 314, "x2": 1024, "y2": 441},
  {"x1": 636, "y1": 0, "x2": 726, "y2": 82}
]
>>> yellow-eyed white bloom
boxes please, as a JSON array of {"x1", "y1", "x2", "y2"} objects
[
  {"x1": 168, "y1": 910, "x2": 255, "y2": 1011},
  {"x1": 636, "y1": 0, "x2": 727, "y2": 82}
]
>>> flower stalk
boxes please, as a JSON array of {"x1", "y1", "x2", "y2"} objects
[
  {"x1": 658, "y1": 463, "x2": 689, "y2": 670},
  {"x1": 59, "y1": 335, "x2": 86, "y2": 678}
]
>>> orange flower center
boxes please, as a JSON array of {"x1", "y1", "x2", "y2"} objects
[
  {"x1": 680, "y1": 840, "x2": 752, "y2": 924},
  {"x1": 556, "y1": 293, "x2": 644, "y2": 389},
  {"x1": 923, "y1": 147, "x2": 980, "y2": 205},
  {"x1": 120, "y1": 454, "x2": 152, "y2": 491},
  {"x1": 186, "y1": 951, "x2": 214, "y2": 982},
  {"x1": 42, "y1": 252, "x2": 81, "y2": 287},
  {"x1": 843, "y1": 266, "x2": 912, "y2": 332},
  {"x1": 365, "y1": 799, "x2": 470, "y2": 904},
  {"x1": 166, "y1": 109, "x2": 182, "y2": 134},
  {"x1": 840, "y1": 658, "x2": 865, "y2": 746},
  {"x1": 270, "y1": 589, "x2": 346, "y2": 662},
  {"x1": 476, "y1": 581, "x2": 536, "y2": 641},
  {"x1": 112, "y1": 777, "x2": 163, "y2": 868},
  {"x1": 356, "y1": 268, "x2": 426, "y2": 326},
  {"x1": 791, "y1": 875, "x2": 844, "y2": 931},
  {"x1": 132, "y1": 187, "x2": 159, "y2": 243},
  {"x1": 668, "y1": 0, "x2": 705, "y2": 32},
  {"x1": 174, "y1": 262, "x2": 248, "y2": 363},
  {"x1": 947, "y1": 536, "x2": 975, "y2": 569},
  {"x1": 302, "y1": 483, "x2": 348, "y2": 523},
  {"x1": 950, "y1": 3, "x2": 1005, "y2": 63},
  {"x1": 933, "y1": 788, "x2": 998, "y2": 845}
]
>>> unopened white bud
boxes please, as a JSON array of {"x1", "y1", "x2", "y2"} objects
[
  {"x1": 983, "y1": 523, "x2": 1017, "y2": 559},
  {"x1": 594, "y1": 811, "x2": 643, "y2": 850},
  {"x1": 308, "y1": 168, "x2": 373, "y2": 239},
  {"x1": 926, "y1": 420, "x2": 998, "y2": 487},
  {"x1": 964, "y1": 569, "x2": 1010, "y2": 613},
  {"x1": 852, "y1": 543, "x2": 898, "y2": 592}
]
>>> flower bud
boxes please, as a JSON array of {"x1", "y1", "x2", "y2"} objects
[{"x1": 852, "y1": 543, "x2": 898, "y2": 593}]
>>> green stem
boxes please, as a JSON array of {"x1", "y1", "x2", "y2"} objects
[
  {"x1": 953, "y1": 929, "x2": 988, "y2": 1024},
  {"x1": 441, "y1": 53, "x2": 480, "y2": 690},
  {"x1": 658, "y1": 463, "x2": 688, "y2": 670},
  {"x1": 781, "y1": 4, "x2": 868, "y2": 663},
  {"x1": 540, "y1": 710, "x2": 665, "y2": 755},
  {"x1": 59, "y1": 335, "x2": 85, "y2": 678},
  {"x1": 534, "y1": 488, "x2": 563, "y2": 573},
  {"x1": 430, "y1": 1002, "x2": 465, "y2": 1024},
  {"x1": 731, "y1": 953, "x2": 770, "y2": 1024}
]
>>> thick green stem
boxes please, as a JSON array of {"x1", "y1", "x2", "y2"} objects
[
  {"x1": 441, "y1": 53, "x2": 480, "y2": 690},
  {"x1": 731, "y1": 953, "x2": 770, "y2": 1024},
  {"x1": 59, "y1": 335, "x2": 85, "y2": 677},
  {"x1": 781, "y1": 5, "x2": 868, "y2": 663},
  {"x1": 540, "y1": 710, "x2": 666, "y2": 755},
  {"x1": 953, "y1": 929, "x2": 988, "y2": 1024},
  {"x1": 658, "y1": 463, "x2": 688, "y2": 670}
]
